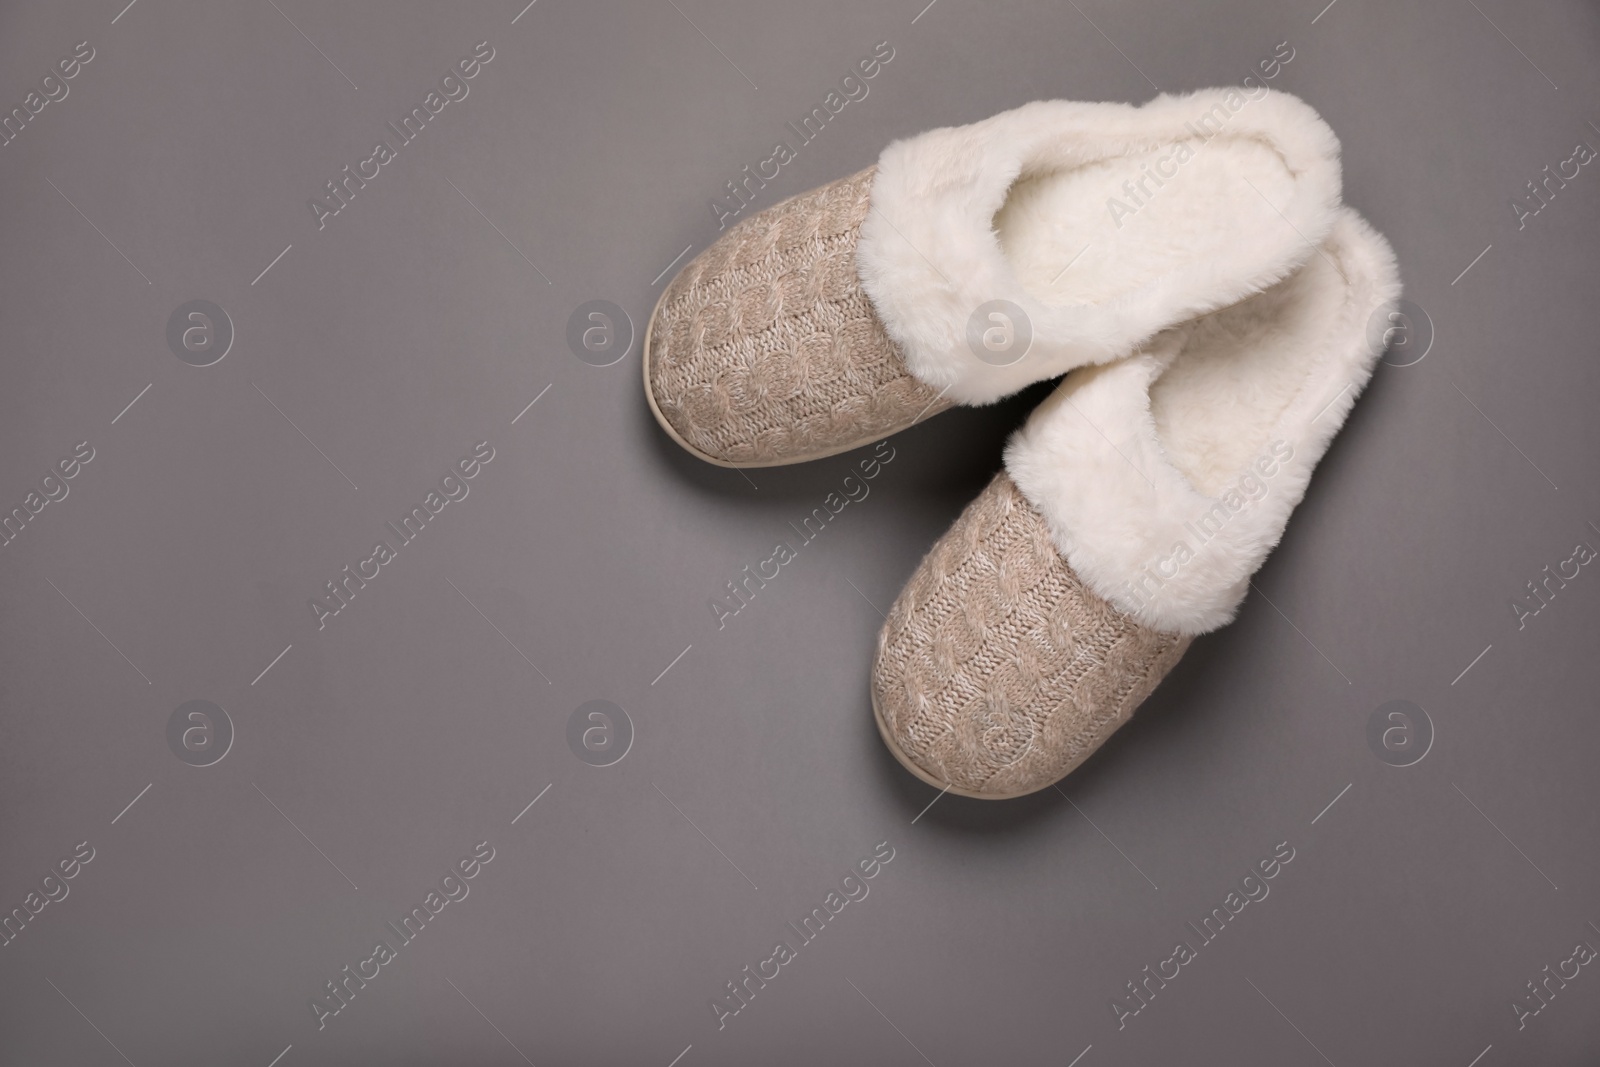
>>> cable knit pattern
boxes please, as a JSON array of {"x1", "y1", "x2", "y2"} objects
[
  {"x1": 646, "y1": 166, "x2": 950, "y2": 466},
  {"x1": 873, "y1": 473, "x2": 1191, "y2": 798}
]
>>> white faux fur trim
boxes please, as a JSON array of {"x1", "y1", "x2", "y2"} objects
[
  {"x1": 856, "y1": 88, "x2": 1343, "y2": 404},
  {"x1": 1004, "y1": 209, "x2": 1401, "y2": 635}
]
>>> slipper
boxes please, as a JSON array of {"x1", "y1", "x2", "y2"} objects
[
  {"x1": 871, "y1": 209, "x2": 1400, "y2": 798},
  {"x1": 644, "y1": 88, "x2": 1343, "y2": 467}
]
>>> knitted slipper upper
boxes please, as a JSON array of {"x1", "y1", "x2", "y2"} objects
[{"x1": 646, "y1": 167, "x2": 949, "y2": 466}]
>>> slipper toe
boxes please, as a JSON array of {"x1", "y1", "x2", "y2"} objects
[
  {"x1": 644, "y1": 166, "x2": 949, "y2": 468},
  {"x1": 872, "y1": 473, "x2": 1191, "y2": 799}
]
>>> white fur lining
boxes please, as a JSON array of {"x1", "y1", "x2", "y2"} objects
[
  {"x1": 1004, "y1": 210, "x2": 1401, "y2": 635},
  {"x1": 856, "y1": 88, "x2": 1343, "y2": 404}
]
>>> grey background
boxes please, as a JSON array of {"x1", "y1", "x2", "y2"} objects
[{"x1": 1, "y1": 1, "x2": 1597, "y2": 1064}]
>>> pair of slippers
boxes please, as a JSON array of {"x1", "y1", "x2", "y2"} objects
[{"x1": 645, "y1": 89, "x2": 1400, "y2": 800}]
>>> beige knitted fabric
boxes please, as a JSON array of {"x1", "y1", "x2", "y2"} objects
[
  {"x1": 873, "y1": 473, "x2": 1192, "y2": 798},
  {"x1": 645, "y1": 166, "x2": 951, "y2": 466}
]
